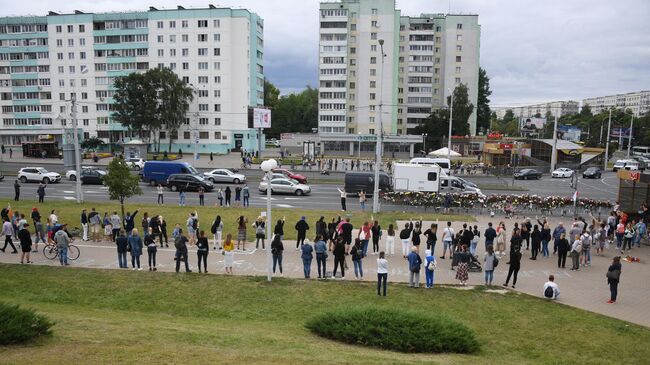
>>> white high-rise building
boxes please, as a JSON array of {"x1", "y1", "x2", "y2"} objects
[
  {"x1": 0, "y1": 5, "x2": 264, "y2": 154},
  {"x1": 582, "y1": 90, "x2": 650, "y2": 117},
  {"x1": 494, "y1": 101, "x2": 579, "y2": 119},
  {"x1": 318, "y1": 0, "x2": 480, "y2": 156}
]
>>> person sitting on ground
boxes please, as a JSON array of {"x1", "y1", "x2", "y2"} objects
[{"x1": 543, "y1": 275, "x2": 560, "y2": 300}]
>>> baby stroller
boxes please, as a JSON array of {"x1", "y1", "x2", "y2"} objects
[{"x1": 468, "y1": 257, "x2": 483, "y2": 272}]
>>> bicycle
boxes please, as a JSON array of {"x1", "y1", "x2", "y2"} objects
[{"x1": 43, "y1": 244, "x2": 80, "y2": 261}]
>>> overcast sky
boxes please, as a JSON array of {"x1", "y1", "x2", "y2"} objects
[{"x1": 4, "y1": 0, "x2": 649, "y2": 107}]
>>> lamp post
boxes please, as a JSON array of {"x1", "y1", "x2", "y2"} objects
[
  {"x1": 626, "y1": 114, "x2": 634, "y2": 159},
  {"x1": 260, "y1": 159, "x2": 278, "y2": 282},
  {"x1": 447, "y1": 88, "x2": 454, "y2": 162},
  {"x1": 357, "y1": 132, "x2": 361, "y2": 159},
  {"x1": 423, "y1": 133, "x2": 428, "y2": 156},
  {"x1": 550, "y1": 114, "x2": 559, "y2": 172},
  {"x1": 373, "y1": 39, "x2": 386, "y2": 214},
  {"x1": 604, "y1": 108, "x2": 612, "y2": 171},
  {"x1": 71, "y1": 94, "x2": 83, "y2": 203}
]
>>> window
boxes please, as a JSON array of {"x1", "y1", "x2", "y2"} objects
[
  {"x1": 68, "y1": 52, "x2": 74, "y2": 59},
  {"x1": 170, "y1": 49, "x2": 176, "y2": 56},
  {"x1": 213, "y1": 19, "x2": 220, "y2": 28},
  {"x1": 169, "y1": 35, "x2": 176, "y2": 43},
  {"x1": 182, "y1": 34, "x2": 188, "y2": 42},
  {"x1": 370, "y1": 32, "x2": 377, "y2": 40},
  {"x1": 80, "y1": 52, "x2": 86, "y2": 59},
  {"x1": 158, "y1": 49, "x2": 164, "y2": 57},
  {"x1": 457, "y1": 34, "x2": 463, "y2": 41},
  {"x1": 56, "y1": 25, "x2": 62, "y2": 33},
  {"x1": 350, "y1": 24, "x2": 356, "y2": 31},
  {"x1": 371, "y1": 45, "x2": 377, "y2": 52},
  {"x1": 427, "y1": 172, "x2": 438, "y2": 181},
  {"x1": 371, "y1": 8, "x2": 378, "y2": 15},
  {"x1": 455, "y1": 66, "x2": 461, "y2": 73},
  {"x1": 198, "y1": 48, "x2": 208, "y2": 56},
  {"x1": 456, "y1": 45, "x2": 462, "y2": 52},
  {"x1": 369, "y1": 117, "x2": 375, "y2": 123},
  {"x1": 57, "y1": 53, "x2": 63, "y2": 60},
  {"x1": 370, "y1": 69, "x2": 376, "y2": 76},
  {"x1": 370, "y1": 57, "x2": 376, "y2": 64},
  {"x1": 214, "y1": 131, "x2": 221, "y2": 139},
  {"x1": 370, "y1": 93, "x2": 376, "y2": 100},
  {"x1": 213, "y1": 48, "x2": 220, "y2": 56},
  {"x1": 457, "y1": 23, "x2": 463, "y2": 30},
  {"x1": 199, "y1": 132, "x2": 209, "y2": 139},
  {"x1": 157, "y1": 35, "x2": 163, "y2": 43},
  {"x1": 198, "y1": 20, "x2": 208, "y2": 28},
  {"x1": 214, "y1": 104, "x2": 221, "y2": 112},
  {"x1": 169, "y1": 21, "x2": 176, "y2": 28},
  {"x1": 370, "y1": 81, "x2": 376, "y2": 88},
  {"x1": 214, "y1": 118, "x2": 221, "y2": 126},
  {"x1": 157, "y1": 21, "x2": 163, "y2": 29},
  {"x1": 69, "y1": 65, "x2": 75, "y2": 73},
  {"x1": 198, "y1": 34, "x2": 207, "y2": 42},
  {"x1": 182, "y1": 20, "x2": 188, "y2": 28},
  {"x1": 68, "y1": 39, "x2": 74, "y2": 46},
  {"x1": 58, "y1": 66, "x2": 64, "y2": 73},
  {"x1": 182, "y1": 48, "x2": 189, "y2": 56},
  {"x1": 198, "y1": 76, "x2": 208, "y2": 84},
  {"x1": 214, "y1": 76, "x2": 221, "y2": 83},
  {"x1": 183, "y1": 131, "x2": 190, "y2": 139},
  {"x1": 456, "y1": 56, "x2": 462, "y2": 62},
  {"x1": 182, "y1": 62, "x2": 189, "y2": 70},
  {"x1": 455, "y1": 77, "x2": 461, "y2": 84},
  {"x1": 199, "y1": 104, "x2": 208, "y2": 111},
  {"x1": 56, "y1": 39, "x2": 63, "y2": 47},
  {"x1": 371, "y1": 21, "x2": 378, "y2": 27},
  {"x1": 198, "y1": 62, "x2": 208, "y2": 70},
  {"x1": 199, "y1": 118, "x2": 208, "y2": 125},
  {"x1": 67, "y1": 25, "x2": 73, "y2": 33}
]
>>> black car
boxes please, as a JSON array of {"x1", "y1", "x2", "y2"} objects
[
  {"x1": 167, "y1": 174, "x2": 214, "y2": 192},
  {"x1": 582, "y1": 167, "x2": 602, "y2": 179},
  {"x1": 514, "y1": 169, "x2": 542, "y2": 180},
  {"x1": 80, "y1": 169, "x2": 106, "y2": 185},
  {"x1": 0, "y1": 171, "x2": 4, "y2": 182}
]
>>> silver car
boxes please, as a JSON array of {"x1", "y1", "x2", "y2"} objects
[
  {"x1": 203, "y1": 169, "x2": 246, "y2": 184},
  {"x1": 258, "y1": 178, "x2": 311, "y2": 196}
]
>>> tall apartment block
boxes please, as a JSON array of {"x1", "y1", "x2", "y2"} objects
[
  {"x1": 318, "y1": 0, "x2": 480, "y2": 156},
  {"x1": 582, "y1": 90, "x2": 650, "y2": 117},
  {"x1": 0, "y1": 5, "x2": 264, "y2": 154}
]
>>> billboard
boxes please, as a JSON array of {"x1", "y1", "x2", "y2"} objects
[
  {"x1": 610, "y1": 127, "x2": 631, "y2": 139},
  {"x1": 556, "y1": 125, "x2": 581, "y2": 142},
  {"x1": 520, "y1": 117, "x2": 547, "y2": 134},
  {"x1": 252, "y1": 108, "x2": 272, "y2": 128}
]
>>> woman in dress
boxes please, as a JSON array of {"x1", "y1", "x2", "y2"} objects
[
  {"x1": 496, "y1": 222, "x2": 507, "y2": 256},
  {"x1": 455, "y1": 244, "x2": 471, "y2": 286},
  {"x1": 236, "y1": 216, "x2": 248, "y2": 251},
  {"x1": 222, "y1": 233, "x2": 234, "y2": 275}
]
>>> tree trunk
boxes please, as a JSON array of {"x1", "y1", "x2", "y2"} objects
[{"x1": 120, "y1": 198, "x2": 126, "y2": 227}]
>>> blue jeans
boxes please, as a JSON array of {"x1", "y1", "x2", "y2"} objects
[
  {"x1": 377, "y1": 273, "x2": 387, "y2": 296},
  {"x1": 362, "y1": 240, "x2": 369, "y2": 257},
  {"x1": 117, "y1": 251, "x2": 127, "y2": 268},
  {"x1": 179, "y1": 193, "x2": 185, "y2": 206},
  {"x1": 273, "y1": 253, "x2": 283, "y2": 273},
  {"x1": 243, "y1": 196, "x2": 249, "y2": 207},
  {"x1": 541, "y1": 240, "x2": 549, "y2": 257},
  {"x1": 353, "y1": 259, "x2": 363, "y2": 278},
  {"x1": 484, "y1": 270, "x2": 494, "y2": 284},
  {"x1": 360, "y1": 201, "x2": 365, "y2": 210},
  {"x1": 615, "y1": 232, "x2": 623, "y2": 249},
  {"x1": 425, "y1": 268, "x2": 434, "y2": 288},
  {"x1": 303, "y1": 258, "x2": 312, "y2": 278},
  {"x1": 316, "y1": 254, "x2": 327, "y2": 278},
  {"x1": 58, "y1": 245, "x2": 68, "y2": 265}
]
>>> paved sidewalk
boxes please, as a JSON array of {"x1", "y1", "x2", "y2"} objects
[{"x1": 1, "y1": 215, "x2": 648, "y2": 327}]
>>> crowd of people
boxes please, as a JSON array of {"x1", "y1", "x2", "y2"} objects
[{"x1": 2, "y1": 200, "x2": 644, "y2": 303}]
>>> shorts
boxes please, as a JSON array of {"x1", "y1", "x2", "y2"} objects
[
  {"x1": 21, "y1": 243, "x2": 32, "y2": 253},
  {"x1": 443, "y1": 240, "x2": 452, "y2": 250}
]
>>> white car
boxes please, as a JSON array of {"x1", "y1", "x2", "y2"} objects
[
  {"x1": 552, "y1": 168, "x2": 574, "y2": 178},
  {"x1": 612, "y1": 159, "x2": 638, "y2": 172},
  {"x1": 203, "y1": 168, "x2": 246, "y2": 184},
  {"x1": 125, "y1": 158, "x2": 145, "y2": 170},
  {"x1": 258, "y1": 178, "x2": 311, "y2": 196},
  {"x1": 18, "y1": 167, "x2": 61, "y2": 183},
  {"x1": 66, "y1": 166, "x2": 96, "y2": 181}
]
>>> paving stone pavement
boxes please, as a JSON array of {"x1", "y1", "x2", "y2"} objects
[{"x1": 1, "y1": 214, "x2": 648, "y2": 327}]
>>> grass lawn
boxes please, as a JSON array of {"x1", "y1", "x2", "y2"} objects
[
  {"x1": 0, "y1": 264, "x2": 648, "y2": 364},
  {"x1": 3, "y1": 200, "x2": 474, "y2": 241}
]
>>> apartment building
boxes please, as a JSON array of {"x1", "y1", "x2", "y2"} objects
[
  {"x1": 582, "y1": 90, "x2": 650, "y2": 117},
  {"x1": 0, "y1": 5, "x2": 264, "y2": 154},
  {"x1": 318, "y1": 0, "x2": 480, "y2": 156},
  {"x1": 494, "y1": 101, "x2": 579, "y2": 119}
]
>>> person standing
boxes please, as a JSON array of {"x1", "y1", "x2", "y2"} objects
[
  {"x1": 157, "y1": 184, "x2": 164, "y2": 205},
  {"x1": 301, "y1": 238, "x2": 314, "y2": 278},
  {"x1": 484, "y1": 222, "x2": 497, "y2": 252},
  {"x1": 186, "y1": 212, "x2": 198, "y2": 246},
  {"x1": 274, "y1": 216, "x2": 286, "y2": 240},
  {"x1": 54, "y1": 224, "x2": 70, "y2": 266},
  {"x1": 13, "y1": 179, "x2": 20, "y2": 201},
  {"x1": 242, "y1": 185, "x2": 250, "y2": 207},
  {"x1": 236, "y1": 216, "x2": 248, "y2": 250},
  {"x1": 217, "y1": 188, "x2": 224, "y2": 207},
  {"x1": 424, "y1": 249, "x2": 436, "y2": 288},
  {"x1": 18, "y1": 223, "x2": 32, "y2": 264},
  {"x1": 569, "y1": 234, "x2": 582, "y2": 271},
  {"x1": 315, "y1": 216, "x2": 327, "y2": 242},
  {"x1": 424, "y1": 223, "x2": 437, "y2": 254},
  {"x1": 455, "y1": 245, "x2": 472, "y2": 286},
  {"x1": 440, "y1": 221, "x2": 455, "y2": 259},
  {"x1": 178, "y1": 185, "x2": 186, "y2": 207},
  {"x1": 211, "y1": 215, "x2": 223, "y2": 250},
  {"x1": 37, "y1": 182, "x2": 46, "y2": 203},
  {"x1": 253, "y1": 217, "x2": 266, "y2": 249},
  {"x1": 530, "y1": 225, "x2": 541, "y2": 260},
  {"x1": 385, "y1": 224, "x2": 395, "y2": 255},
  {"x1": 371, "y1": 220, "x2": 382, "y2": 255},
  {"x1": 351, "y1": 239, "x2": 364, "y2": 280},
  {"x1": 484, "y1": 245, "x2": 498, "y2": 286},
  {"x1": 340, "y1": 218, "x2": 353, "y2": 254},
  {"x1": 159, "y1": 216, "x2": 169, "y2": 248},
  {"x1": 337, "y1": 187, "x2": 347, "y2": 211},
  {"x1": 557, "y1": 233, "x2": 570, "y2": 268},
  {"x1": 407, "y1": 246, "x2": 422, "y2": 288},
  {"x1": 470, "y1": 225, "x2": 480, "y2": 257},
  {"x1": 411, "y1": 219, "x2": 423, "y2": 253},
  {"x1": 198, "y1": 186, "x2": 205, "y2": 206},
  {"x1": 581, "y1": 231, "x2": 592, "y2": 267},
  {"x1": 174, "y1": 228, "x2": 191, "y2": 273},
  {"x1": 88, "y1": 208, "x2": 101, "y2": 242},
  {"x1": 224, "y1": 186, "x2": 232, "y2": 207},
  {"x1": 271, "y1": 234, "x2": 283, "y2": 276},
  {"x1": 1, "y1": 218, "x2": 17, "y2": 253},
  {"x1": 80, "y1": 209, "x2": 89, "y2": 241},
  {"x1": 358, "y1": 221, "x2": 371, "y2": 257},
  {"x1": 314, "y1": 235, "x2": 328, "y2": 279},
  {"x1": 503, "y1": 229, "x2": 522, "y2": 288},
  {"x1": 552, "y1": 222, "x2": 566, "y2": 254},
  {"x1": 234, "y1": 186, "x2": 242, "y2": 207},
  {"x1": 376, "y1": 251, "x2": 388, "y2": 296},
  {"x1": 399, "y1": 221, "x2": 414, "y2": 258},
  {"x1": 209, "y1": 152, "x2": 214, "y2": 164},
  {"x1": 32, "y1": 208, "x2": 45, "y2": 252},
  {"x1": 128, "y1": 228, "x2": 143, "y2": 270},
  {"x1": 332, "y1": 236, "x2": 346, "y2": 279},
  {"x1": 606, "y1": 256, "x2": 622, "y2": 304},
  {"x1": 359, "y1": 190, "x2": 366, "y2": 211},
  {"x1": 196, "y1": 230, "x2": 209, "y2": 273},
  {"x1": 124, "y1": 210, "x2": 139, "y2": 237},
  {"x1": 103, "y1": 212, "x2": 112, "y2": 239},
  {"x1": 145, "y1": 228, "x2": 157, "y2": 271},
  {"x1": 295, "y1": 217, "x2": 310, "y2": 249},
  {"x1": 541, "y1": 223, "x2": 551, "y2": 257}
]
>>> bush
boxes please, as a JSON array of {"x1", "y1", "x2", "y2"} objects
[
  {"x1": 305, "y1": 306, "x2": 479, "y2": 354},
  {"x1": 0, "y1": 302, "x2": 53, "y2": 345}
]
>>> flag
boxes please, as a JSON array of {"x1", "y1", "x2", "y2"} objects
[{"x1": 572, "y1": 191, "x2": 578, "y2": 202}]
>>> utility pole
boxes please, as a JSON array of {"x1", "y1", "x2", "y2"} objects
[
  {"x1": 626, "y1": 114, "x2": 634, "y2": 159},
  {"x1": 447, "y1": 88, "x2": 454, "y2": 162},
  {"x1": 71, "y1": 94, "x2": 83, "y2": 203},
  {"x1": 193, "y1": 112, "x2": 199, "y2": 161},
  {"x1": 604, "y1": 108, "x2": 612, "y2": 171},
  {"x1": 373, "y1": 39, "x2": 386, "y2": 214},
  {"x1": 550, "y1": 115, "x2": 558, "y2": 172}
]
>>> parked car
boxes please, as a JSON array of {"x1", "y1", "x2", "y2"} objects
[
  {"x1": 265, "y1": 139, "x2": 280, "y2": 147},
  {"x1": 66, "y1": 166, "x2": 99, "y2": 181},
  {"x1": 17, "y1": 167, "x2": 61, "y2": 183},
  {"x1": 513, "y1": 169, "x2": 542, "y2": 180},
  {"x1": 344, "y1": 172, "x2": 392, "y2": 196},
  {"x1": 259, "y1": 178, "x2": 311, "y2": 196},
  {"x1": 262, "y1": 172, "x2": 298, "y2": 182},
  {"x1": 613, "y1": 159, "x2": 639, "y2": 172},
  {"x1": 126, "y1": 158, "x2": 146, "y2": 170},
  {"x1": 80, "y1": 169, "x2": 106, "y2": 185},
  {"x1": 0, "y1": 171, "x2": 4, "y2": 182},
  {"x1": 142, "y1": 161, "x2": 200, "y2": 185},
  {"x1": 203, "y1": 169, "x2": 246, "y2": 184},
  {"x1": 552, "y1": 168, "x2": 574, "y2": 178},
  {"x1": 582, "y1": 167, "x2": 602, "y2": 179},
  {"x1": 456, "y1": 177, "x2": 478, "y2": 189},
  {"x1": 166, "y1": 174, "x2": 214, "y2": 192},
  {"x1": 272, "y1": 168, "x2": 307, "y2": 184}
]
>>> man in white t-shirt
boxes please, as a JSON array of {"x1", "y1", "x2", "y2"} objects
[
  {"x1": 543, "y1": 275, "x2": 560, "y2": 300},
  {"x1": 440, "y1": 221, "x2": 455, "y2": 259}
]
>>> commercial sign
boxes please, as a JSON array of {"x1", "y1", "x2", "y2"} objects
[
  {"x1": 618, "y1": 170, "x2": 640, "y2": 181},
  {"x1": 252, "y1": 108, "x2": 272, "y2": 128},
  {"x1": 487, "y1": 132, "x2": 503, "y2": 139},
  {"x1": 610, "y1": 127, "x2": 631, "y2": 138},
  {"x1": 557, "y1": 125, "x2": 581, "y2": 142},
  {"x1": 499, "y1": 143, "x2": 514, "y2": 150}
]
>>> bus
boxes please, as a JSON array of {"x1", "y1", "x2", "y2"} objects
[{"x1": 632, "y1": 146, "x2": 650, "y2": 157}]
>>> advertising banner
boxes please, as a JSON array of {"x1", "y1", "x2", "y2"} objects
[
  {"x1": 519, "y1": 117, "x2": 547, "y2": 133},
  {"x1": 253, "y1": 108, "x2": 272, "y2": 128}
]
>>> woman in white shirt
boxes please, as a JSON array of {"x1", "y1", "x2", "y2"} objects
[
  {"x1": 376, "y1": 251, "x2": 389, "y2": 296},
  {"x1": 337, "y1": 187, "x2": 347, "y2": 211}
]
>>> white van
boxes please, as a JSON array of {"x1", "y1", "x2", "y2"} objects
[
  {"x1": 409, "y1": 157, "x2": 451, "y2": 174},
  {"x1": 392, "y1": 163, "x2": 442, "y2": 193},
  {"x1": 440, "y1": 176, "x2": 483, "y2": 195},
  {"x1": 613, "y1": 159, "x2": 639, "y2": 172}
]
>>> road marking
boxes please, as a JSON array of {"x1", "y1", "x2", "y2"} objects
[
  {"x1": 63, "y1": 190, "x2": 75, "y2": 194},
  {"x1": 276, "y1": 204, "x2": 294, "y2": 208},
  {"x1": 63, "y1": 197, "x2": 76, "y2": 200},
  {"x1": 283, "y1": 197, "x2": 302, "y2": 200}
]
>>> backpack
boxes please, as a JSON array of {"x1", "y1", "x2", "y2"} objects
[
  {"x1": 174, "y1": 236, "x2": 185, "y2": 250},
  {"x1": 256, "y1": 224, "x2": 265, "y2": 235},
  {"x1": 192, "y1": 217, "x2": 198, "y2": 230},
  {"x1": 544, "y1": 286, "x2": 554, "y2": 298},
  {"x1": 492, "y1": 256, "x2": 499, "y2": 268},
  {"x1": 427, "y1": 260, "x2": 436, "y2": 271}
]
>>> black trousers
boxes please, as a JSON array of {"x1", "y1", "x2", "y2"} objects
[
  {"x1": 505, "y1": 264, "x2": 520, "y2": 286},
  {"x1": 296, "y1": 234, "x2": 305, "y2": 248},
  {"x1": 161, "y1": 231, "x2": 168, "y2": 245},
  {"x1": 531, "y1": 242, "x2": 540, "y2": 259},
  {"x1": 38, "y1": 194, "x2": 44, "y2": 203},
  {"x1": 333, "y1": 256, "x2": 345, "y2": 278},
  {"x1": 175, "y1": 250, "x2": 190, "y2": 272},
  {"x1": 157, "y1": 194, "x2": 164, "y2": 204},
  {"x1": 377, "y1": 273, "x2": 387, "y2": 296},
  {"x1": 197, "y1": 251, "x2": 208, "y2": 272},
  {"x1": 373, "y1": 238, "x2": 380, "y2": 252},
  {"x1": 147, "y1": 246, "x2": 157, "y2": 267},
  {"x1": 341, "y1": 198, "x2": 346, "y2": 211},
  {"x1": 558, "y1": 251, "x2": 567, "y2": 268},
  {"x1": 3, "y1": 235, "x2": 17, "y2": 252},
  {"x1": 14, "y1": 190, "x2": 19, "y2": 201},
  {"x1": 112, "y1": 228, "x2": 120, "y2": 242},
  {"x1": 199, "y1": 195, "x2": 205, "y2": 206}
]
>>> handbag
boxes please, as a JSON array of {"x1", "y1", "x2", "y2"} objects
[{"x1": 606, "y1": 269, "x2": 620, "y2": 281}]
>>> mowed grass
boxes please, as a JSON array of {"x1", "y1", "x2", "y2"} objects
[
  {"x1": 3, "y1": 199, "x2": 474, "y2": 241},
  {"x1": 0, "y1": 264, "x2": 648, "y2": 365}
]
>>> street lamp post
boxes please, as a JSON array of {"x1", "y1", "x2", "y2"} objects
[
  {"x1": 260, "y1": 159, "x2": 278, "y2": 282},
  {"x1": 71, "y1": 94, "x2": 83, "y2": 203},
  {"x1": 358, "y1": 132, "x2": 361, "y2": 159},
  {"x1": 447, "y1": 88, "x2": 454, "y2": 162},
  {"x1": 373, "y1": 39, "x2": 386, "y2": 214},
  {"x1": 626, "y1": 115, "x2": 634, "y2": 159},
  {"x1": 550, "y1": 115, "x2": 559, "y2": 172},
  {"x1": 423, "y1": 133, "x2": 428, "y2": 156},
  {"x1": 604, "y1": 108, "x2": 612, "y2": 171}
]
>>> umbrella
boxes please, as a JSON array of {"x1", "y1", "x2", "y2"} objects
[{"x1": 428, "y1": 147, "x2": 461, "y2": 157}]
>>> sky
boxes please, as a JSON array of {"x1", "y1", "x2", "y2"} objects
[{"x1": 3, "y1": 0, "x2": 649, "y2": 107}]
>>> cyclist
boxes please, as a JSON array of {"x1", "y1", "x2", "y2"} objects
[{"x1": 54, "y1": 223, "x2": 71, "y2": 266}]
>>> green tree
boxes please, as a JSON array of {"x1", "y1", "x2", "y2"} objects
[
  {"x1": 113, "y1": 68, "x2": 193, "y2": 153},
  {"x1": 267, "y1": 86, "x2": 318, "y2": 138},
  {"x1": 492, "y1": 109, "x2": 519, "y2": 136},
  {"x1": 446, "y1": 84, "x2": 474, "y2": 136},
  {"x1": 80, "y1": 137, "x2": 105, "y2": 151},
  {"x1": 476, "y1": 68, "x2": 492, "y2": 134},
  {"x1": 415, "y1": 108, "x2": 451, "y2": 150},
  {"x1": 103, "y1": 158, "x2": 142, "y2": 220},
  {"x1": 264, "y1": 78, "x2": 280, "y2": 109}
]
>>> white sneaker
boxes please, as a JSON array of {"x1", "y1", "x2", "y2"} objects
[
  {"x1": 132, "y1": 268, "x2": 136, "y2": 271},
  {"x1": 138, "y1": 267, "x2": 143, "y2": 271}
]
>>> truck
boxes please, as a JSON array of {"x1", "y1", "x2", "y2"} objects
[{"x1": 392, "y1": 163, "x2": 442, "y2": 193}]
